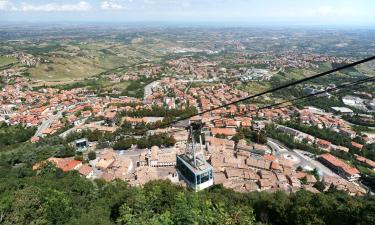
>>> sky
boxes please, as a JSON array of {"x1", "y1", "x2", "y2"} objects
[{"x1": 0, "y1": 0, "x2": 374, "y2": 27}]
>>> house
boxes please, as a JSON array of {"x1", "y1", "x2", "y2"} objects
[
  {"x1": 33, "y1": 157, "x2": 82, "y2": 172},
  {"x1": 246, "y1": 157, "x2": 271, "y2": 170},
  {"x1": 339, "y1": 128, "x2": 356, "y2": 139},
  {"x1": 286, "y1": 175, "x2": 302, "y2": 188},
  {"x1": 206, "y1": 137, "x2": 235, "y2": 154},
  {"x1": 101, "y1": 172, "x2": 115, "y2": 182},
  {"x1": 30, "y1": 136, "x2": 40, "y2": 143},
  {"x1": 316, "y1": 139, "x2": 332, "y2": 151},
  {"x1": 213, "y1": 172, "x2": 227, "y2": 184},
  {"x1": 319, "y1": 153, "x2": 360, "y2": 181},
  {"x1": 331, "y1": 145, "x2": 349, "y2": 152},
  {"x1": 146, "y1": 146, "x2": 176, "y2": 167},
  {"x1": 96, "y1": 149, "x2": 116, "y2": 170},
  {"x1": 210, "y1": 127, "x2": 236, "y2": 137},
  {"x1": 356, "y1": 155, "x2": 375, "y2": 170},
  {"x1": 323, "y1": 176, "x2": 366, "y2": 196},
  {"x1": 258, "y1": 179, "x2": 272, "y2": 190},
  {"x1": 251, "y1": 144, "x2": 271, "y2": 155},
  {"x1": 351, "y1": 141, "x2": 363, "y2": 150},
  {"x1": 236, "y1": 140, "x2": 271, "y2": 156},
  {"x1": 112, "y1": 158, "x2": 133, "y2": 178},
  {"x1": 104, "y1": 111, "x2": 117, "y2": 124},
  {"x1": 78, "y1": 164, "x2": 94, "y2": 178},
  {"x1": 47, "y1": 157, "x2": 82, "y2": 172}
]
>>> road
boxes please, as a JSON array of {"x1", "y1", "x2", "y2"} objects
[
  {"x1": 293, "y1": 149, "x2": 338, "y2": 177},
  {"x1": 144, "y1": 81, "x2": 160, "y2": 101},
  {"x1": 267, "y1": 138, "x2": 338, "y2": 178},
  {"x1": 59, "y1": 118, "x2": 90, "y2": 138},
  {"x1": 34, "y1": 104, "x2": 77, "y2": 138}
]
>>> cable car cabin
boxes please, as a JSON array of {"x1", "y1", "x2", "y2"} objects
[
  {"x1": 74, "y1": 138, "x2": 88, "y2": 152},
  {"x1": 176, "y1": 154, "x2": 213, "y2": 191}
]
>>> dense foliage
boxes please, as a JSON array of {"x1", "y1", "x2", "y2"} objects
[
  {"x1": 0, "y1": 122, "x2": 36, "y2": 147},
  {"x1": 232, "y1": 127, "x2": 267, "y2": 144},
  {"x1": 113, "y1": 134, "x2": 176, "y2": 150},
  {"x1": 1, "y1": 130, "x2": 375, "y2": 225},
  {"x1": 120, "y1": 105, "x2": 198, "y2": 120},
  {"x1": 1, "y1": 163, "x2": 375, "y2": 225},
  {"x1": 281, "y1": 120, "x2": 355, "y2": 148},
  {"x1": 265, "y1": 124, "x2": 323, "y2": 155},
  {"x1": 342, "y1": 114, "x2": 375, "y2": 127}
]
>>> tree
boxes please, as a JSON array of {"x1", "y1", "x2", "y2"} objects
[
  {"x1": 41, "y1": 189, "x2": 73, "y2": 224},
  {"x1": 313, "y1": 181, "x2": 325, "y2": 192},
  {"x1": 87, "y1": 129, "x2": 102, "y2": 142},
  {"x1": 300, "y1": 176, "x2": 308, "y2": 185},
  {"x1": 114, "y1": 139, "x2": 134, "y2": 150},
  {"x1": 74, "y1": 110, "x2": 82, "y2": 117},
  {"x1": 88, "y1": 151, "x2": 96, "y2": 160},
  {"x1": 1, "y1": 187, "x2": 47, "y2": 225},
  {"x1": 56, "y1": 145, "x2": 75, "y2": 158}
]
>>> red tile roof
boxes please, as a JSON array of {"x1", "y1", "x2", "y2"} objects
[
  {"x1": 356, "y1": 155, "x2": 375, "y2": 168},
  {"x1": 48, "y1": 158, "x2": 82, "y2": 172},
  {"x1": 351, "y1": 141, "x2": 363, "y2": 150},
  {"x1": 211, "y1": 128, "x2": 236, "y2": 136},
  {"x1": 320, "y1": 153, "x2": 359, "y2": 176},
  {"x1": 78, "y1": 164, "x2": 93, "y2": 176}
]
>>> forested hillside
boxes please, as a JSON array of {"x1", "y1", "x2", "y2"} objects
[{"x1": 1, "y1": 163, "x2": 375, "y2": 225}]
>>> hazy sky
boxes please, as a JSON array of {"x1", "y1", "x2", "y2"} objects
[{"x1": 0, "y1": 0, "x2": 374, "y2": 26}]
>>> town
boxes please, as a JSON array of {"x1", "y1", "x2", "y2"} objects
[
  {"x1": 1, "y1": 36, "x2": 374, "y2": 196},
  {"x1": 1, "y1": 2, "x2": 375, "y2": 223}
]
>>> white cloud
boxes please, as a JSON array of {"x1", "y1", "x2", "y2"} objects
[
  {"x1": 0, "y1": 0, "x2": 12, "y2": 10},
  {"x1": 143, "y1": 0, "x2": 156, "y2": 4},
  {"x1": 101, "y1": 0, "x2": 127, "y2": 10},
  {"x1": 0, "y1": 1, "x2": 92, "y2": 12}
]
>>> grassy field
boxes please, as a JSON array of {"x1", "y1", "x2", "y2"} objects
[
  {"x1": 238, "y1": 81, "x2": 272, "y2": 95},
  {"x1": 25, "y1": 40, "x2": 164, "y2": 81},
  {"x1": 28, "y1": 56, "x2": 105, "y2": 81},
  {"x1": 0, "y1": 56, "x2": 17, "y2": 67}
]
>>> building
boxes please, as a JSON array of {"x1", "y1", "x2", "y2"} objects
[
  {"x1": 210, "y1": 127, "x2": 236, "y2": 137},
  {"x1": 319, "y1": 153, "x2": 360, "y2": 181},
  {"x1": 236, "y1": 140, "x2": 271, "y2": 156},
  {"x1": 146, "y1": 146, "x2": 177, "y2": 167},
  {"x1": 276, "y1": 125, "x2": 312, "y2": 142},
  {"x1": 78, "y1": 164, "x2": 94, "y2": 178},
  {"x1": 316, "y1": 139, "x2": 332, "y2": 151},
  {"x1": 251, "y1": 144, "x2": 272, "y2": 155},
  {"x1": 96, "y1": 149, "x2": 116, "y2": 170},
  {"x1": 351, "y1": 141, "x2": 363, "y2": 150},
  {"x1": 206, "y1": 137, "x2": 235, "y2": 155},
  {"x1": 342, "y1": 96, "x2": 363, "y2": 106},
  {"x1": 356, "y1": 155, "x2": 375, "y2": 171},
  {"x1": 331, "y1": 107, "x2": 353, "y2": 114},
  {"x1": 339, "y1": 128, "x2": 356, "y2": 139}
]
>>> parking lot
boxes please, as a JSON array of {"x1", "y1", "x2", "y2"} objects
[{"x1": 268, "y1": 138, "x2": 338, "y2": 178}]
